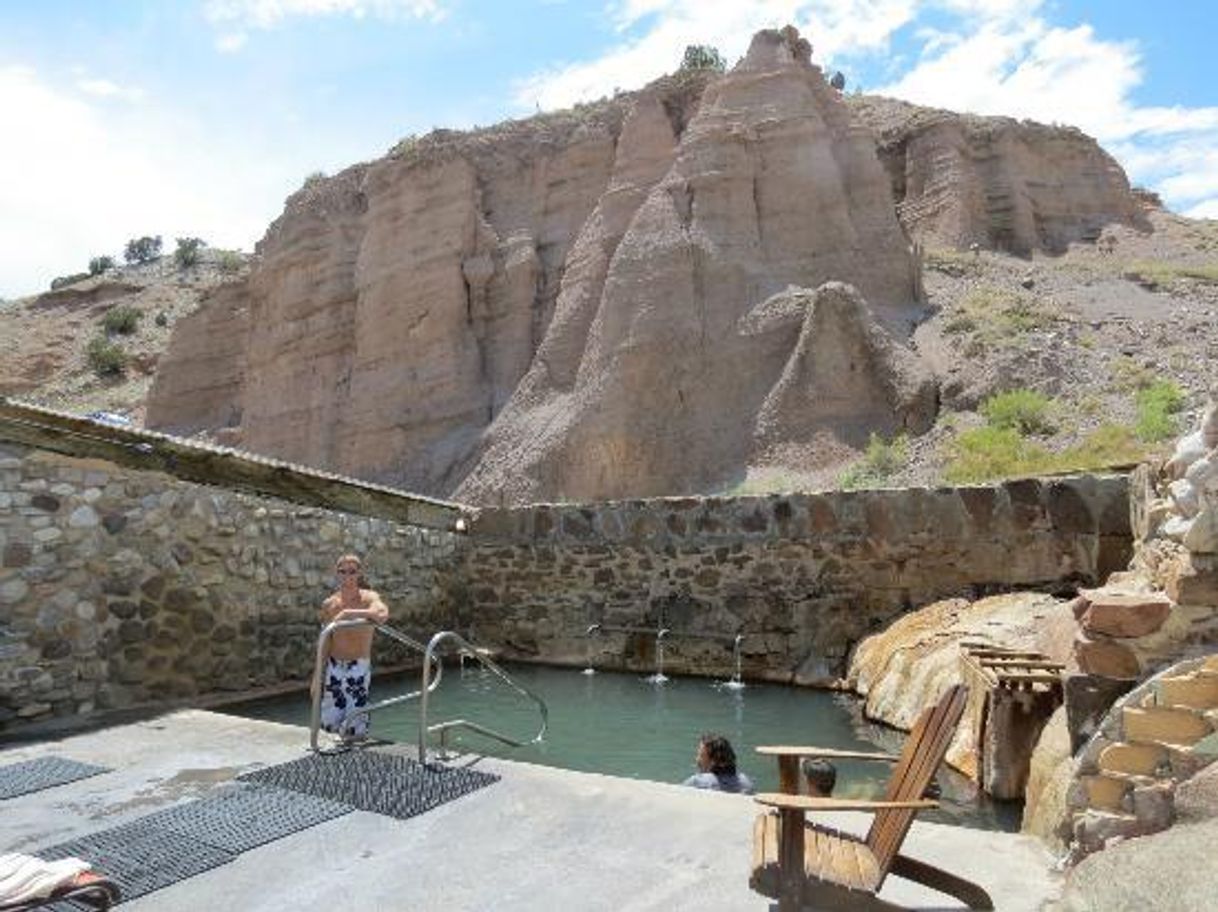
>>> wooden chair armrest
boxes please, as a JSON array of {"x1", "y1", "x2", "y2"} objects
[
  {"x1": 754, "y1": 792, "x2": 939, "y2": 812},
  {"x1": 755, "y1": 746, "x2": 900, "y2": 762}
]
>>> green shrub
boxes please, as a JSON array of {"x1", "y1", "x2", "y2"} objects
[
  {"x1": 944, "y1": 426, "x2": 1050, "y2": 484},
  {"x1": 124, "y1": 235, "x2": 162, "y2": 264},
  {"x1": 840, "y1": 433, "x2": 909, "y2": 490},
  {"x1": 216, "y1": 249, "x2": 243, "y2": 274},
  {"x1": 50, "y1": 272, "x2": 90, "y2": 290},
  {"x1": 679, "y1": 45, "x2": 726, "y2": 72},
  {"x1": 102, "y1": 305, "x2": 141, "y2": 335},
  {"x1": 174, "y1": 237, "x2": 206, "y2": 269},
  {"x1": 1135, "y1": 379, "x2": 1185, "y2": 442},
  {"x1": 945, "y1": 423, "x2": 1149, "y2": 484},
  {"x1": 1124, "y1": 259, "x2": 1218, "y2": 286},
  {"x1": 86, "y1": 336, "x2": 127, "y2": 376},
  {"x1": 88, "y1": 255, "x2": 115, "y2": 275},
  {"x1": 942, "y1": 286, "x2": 1060, "y2": 345},
  {"x1": 981, "y1": 389, "x2": 1055, "y2": 435},
  {"x1": 155, "y1": 311, "x2": 169, "y2": 327},
  {"x1": 1109, "y1": 355, "x2": 1155, "y2": 391}
]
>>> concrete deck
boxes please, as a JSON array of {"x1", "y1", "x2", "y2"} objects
[{"x1": 1, "y1": 711, "x2": 1060, "y2": 911}]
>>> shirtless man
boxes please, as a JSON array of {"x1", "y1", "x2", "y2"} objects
[{"x1": 313, "y1": 553, "x2": 389, "y2": 740}]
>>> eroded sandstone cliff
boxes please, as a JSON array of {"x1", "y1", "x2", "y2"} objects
[
  {"x1": 847, "y1": 95, "x2": 1140, "y2": 254},
  {"x1": 146, "y1": 27, "x2": 1141, "y2": 502}
]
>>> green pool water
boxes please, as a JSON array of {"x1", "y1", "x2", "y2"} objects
[{"x1": 224, "y1": 662, "x2": 1021, "y2": 831}]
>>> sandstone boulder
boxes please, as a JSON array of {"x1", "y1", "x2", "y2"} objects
[
  {"x1": 1073, "y1": 633, "x2": 1141, "y2": 678},
  {"x1": 1078, "y1": 591, "x2": 1174, "y2": 638}
]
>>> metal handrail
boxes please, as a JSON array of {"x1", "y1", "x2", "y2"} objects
[
  {"x1": 418, "y1": 630, "x2": 549, "y2": 762},
  {"x1": 309, "y1": 619, "x2": 443, "y2": 750}
]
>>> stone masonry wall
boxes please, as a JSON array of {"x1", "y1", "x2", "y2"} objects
[
  {"x1": 461, "y1": 476, "x2": 1132, "y2": 682},
  {"x1": 2, "y1": 433, "x2": 1132, "y2": 735},
  {"x1": 0, "y1": 442, "x2": 461, "y2": 733}
]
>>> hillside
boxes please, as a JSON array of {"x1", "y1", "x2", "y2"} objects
[{"x1": 2, "y1": 26, "x2": 1214, "y2": 502}]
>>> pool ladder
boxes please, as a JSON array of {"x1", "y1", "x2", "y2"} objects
[
  {"x1": 307, "y1": 621, "x2": 548, "y2": 761},
  {"x1": 418, "y1": 630, "x2": 549, "y2": 762}
]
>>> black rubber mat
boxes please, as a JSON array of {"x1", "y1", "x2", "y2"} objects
[
  {"x1": 0, "y1": 756, "x2": 109, "y2": 800},
  {"x1": 38, "y1": 817, "x2": 235, "y2": 904},
  {"x1": 239, "y1": 750, "x2": 499, "y2": 820},
  {"x1": 139, "y1": 782, "x2": 353, "y2": 853}
]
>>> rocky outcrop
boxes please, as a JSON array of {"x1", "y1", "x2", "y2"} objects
[
  {"x1": 848, "y1": 592, "x2": 1076, "y2": 783},
  {"x1": 145, "y1": 27, "x2": 1143, "y2": 501},
  {"x1": 848, "y1": 95, "x2": 1141, "y2": 254}
]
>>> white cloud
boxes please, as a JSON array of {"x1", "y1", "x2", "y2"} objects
[
  {"x1": 513, "y1": 1, "x2": 917, "y2": 111},
  {"x1": 216, "y1": 32, "x2": 249, "y2": 53},
  {"x1": 514, "y1": 1, "x2": 1218, "y2": 217},
  {"x1": 0, "y1": 65, "x2": 312, "y2": 298},
  {"x1": 75, "y1": 78, "x2": 145, "y2": 102},
  {"x1": 203, "y1": 0, "x2": 447, "y2": 30}
]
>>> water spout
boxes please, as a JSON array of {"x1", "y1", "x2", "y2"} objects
[
  {"x1": 646, "y1": 628, "x2": 670, "y2": 684},
  {"x1": 583, "y1": 623, "x2": 602, "y2": 675},
  {"x1": 721, "y1": 634, "x2": 746, "y2": 691}
]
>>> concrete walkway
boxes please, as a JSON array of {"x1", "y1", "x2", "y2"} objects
[{"x1": 1, "y1": 711, "x2": 1060, "y2": 910}]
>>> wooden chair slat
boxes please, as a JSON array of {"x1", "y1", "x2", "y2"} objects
[{"x1": 749, "y1": 684, "x2": 991, "y2": 910}]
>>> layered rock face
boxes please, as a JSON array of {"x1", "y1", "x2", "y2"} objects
[
  {"x1": 848, "y1": 95, "x2": 1140, "y2": 254},
  {"x1": 147, "y1": 27, "x2": 1141, "y2": 501},
  {"x1": 455, "y1": 29, "x2": 924, "y2": 502}
]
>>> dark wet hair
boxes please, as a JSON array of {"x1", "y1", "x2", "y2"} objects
[
  {"x1": 700, "y1": 733, "x2": 737, "y2": 777},
  {"x1": 801, "y1": 757, "x2": 836, "y2": 795}
]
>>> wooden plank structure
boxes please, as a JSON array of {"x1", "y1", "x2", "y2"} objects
[
  {"x1": 749, "y1": 685, "x2": 994, "y2": 910},
  {"x1": 958, "y1": 641, "x2": 1065, "y2": 799},
  {"x1": 959, "y1": 640, "x2": 1066, "y2": 690},
  {"x1": 0, "y1": 398, "x2": 467, "y2": 532}
]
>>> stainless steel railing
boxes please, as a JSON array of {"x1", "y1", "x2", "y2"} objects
[
  {"x1": 308, "y1": 619, "x2": 443, "y2": 750},
  {"x1": 417, "y1": 630, "x2": 549, "y2": 762}
]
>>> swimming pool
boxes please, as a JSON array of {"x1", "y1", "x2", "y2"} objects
[{"x1": 224, "y1": 662, "x2": 1021, "y2": 831}]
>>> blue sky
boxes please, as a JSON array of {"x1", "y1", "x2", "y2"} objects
[{"x1": 2, "y1": 0, "x2": 1215, "y2": 298}]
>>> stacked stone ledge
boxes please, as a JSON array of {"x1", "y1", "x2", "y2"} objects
[{"x1": 1067, "y1": 654, "x2": 1218, "y2": 856}]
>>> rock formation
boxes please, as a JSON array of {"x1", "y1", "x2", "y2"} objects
[
  {"x1": 145, "y1": 27, "x2": 1143, "y2": 501},
  {"x1": 847, "y1": 95, "x2": 1141, "y2": 254}
]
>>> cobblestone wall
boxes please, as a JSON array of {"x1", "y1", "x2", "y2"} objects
[
  {"x1": 1, "y1": 437, "x2": 1133, "y2": 733},
  {"x1": 461, "y1": 477, "x2": 1132, "y2": 682},
  {"x1": 0, "y1": 443, "x2": 460, "y2": 733}
]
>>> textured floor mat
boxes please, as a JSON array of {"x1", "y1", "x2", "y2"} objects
[
  {"x1": 0, "y1": 756, "x2": 109, "y2": 800},
  {"x1": 140, "y1": 782, "x2": 353, "y2": 854},
  {"x1": 239, "y1": 750, "x2": 499, "y2": 820},
  {"x1": 38, "y1": 817, "x2": 235, "y2": 904}
]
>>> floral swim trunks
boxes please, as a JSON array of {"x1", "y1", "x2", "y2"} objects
[{"x1": 320, "y1": 656, "x2": 372, "y2": 738}]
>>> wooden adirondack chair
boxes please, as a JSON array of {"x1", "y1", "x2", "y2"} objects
[{"x1": 749, "y1": 684, "x2": 993, "y2": 911}]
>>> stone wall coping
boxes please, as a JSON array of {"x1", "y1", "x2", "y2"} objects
[
  {"x1": 467, "y1": 472, "x2": 1132, "y2": 543},
  {"x1": 0, "y1": 398, "x2": 468, "y2": 531}
]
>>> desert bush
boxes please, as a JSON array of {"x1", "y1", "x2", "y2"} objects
[
  {"x1": 981, "y1": 389, "x2": 1055, "y2": 435},
  {"x1": 830, "y1": 71, "x2": 846, "y2": 91},
  {"x1": 88, "y1": 255, "x2": 115, "y2": 276},
  {"x1": 944, "y1": 426, "x2": 1050, "y2": 484},
  {"x1": 1109, "y1": 355, "x2": 1155, "y2": 392},
  {"x1": 840, "y1": 433, "x2": 909, "y2": 490},
  {"x1": 124, "y1": 235, "x2": 162, "y2": 265},
  {"x1": 102, "y1": 305, "x2": 141, "y2": 335},
  {"x1": 1135, "y1": 379, "x2": 1185, "y2": 442},
  {"x1": 174, "y1": 237, "x2": 206, "y2": 269},
  {"x1": 86, "y1": 336, "x2": 127, "y2": 376},
  {"x1": 1124, "y1": 259, "x2": 1218, "y2": 287},
  {"x1": 680, "y1": 45, "x2": 726, "y2": 72},
  {"x1": 216, "y1": 249, "x2": 243, "y2": 273},
  {"x1": 50, "y1": 272, "x2": 90, "y2": 290},
  {"x1": 154, "y1": 311, "x2": 169, "y2": 327},
  {"x1": 945, "y1": 423, "x2": 1148, "y2": 484},
  {"x1": 943, "y1": 285, "x2": 1059, "y2": 345}
]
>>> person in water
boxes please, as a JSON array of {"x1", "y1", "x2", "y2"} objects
[
  {"x1": 312, "y1": 553, "x2": 389, "y2": 741},
  {"x1": 801, "y1": 757, "x2": 837, "y2": 797},
  {"x1": 682, "y1": 733, "x2": 756, "y2": 794}
]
